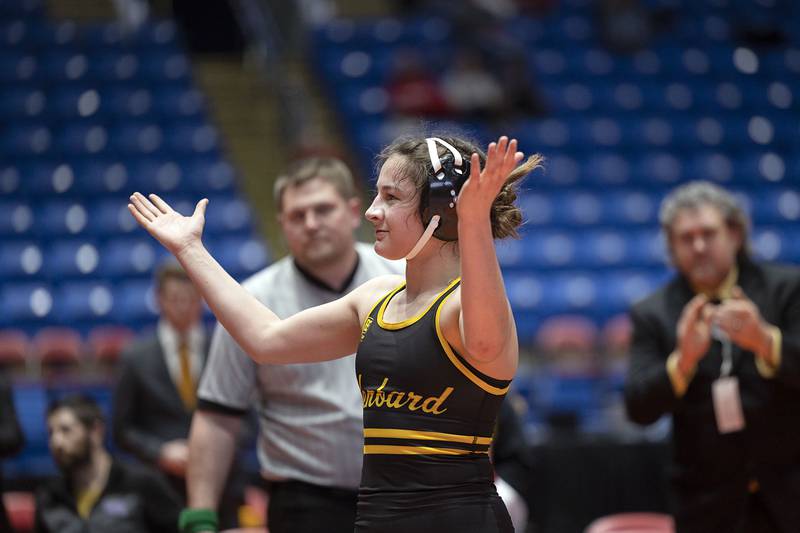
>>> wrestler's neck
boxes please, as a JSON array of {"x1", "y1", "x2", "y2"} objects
[{"x1": 404, "y1": 240, "x2": 460, "y2": 300}]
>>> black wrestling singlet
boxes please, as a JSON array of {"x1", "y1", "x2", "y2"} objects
[{"x1": 354, "y1": 278, "x2": 513, "y2": 533}]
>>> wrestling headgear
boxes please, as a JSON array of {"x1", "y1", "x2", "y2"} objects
[{"x1": 405, "y1": 137, "x2": 471, "y2": 260}]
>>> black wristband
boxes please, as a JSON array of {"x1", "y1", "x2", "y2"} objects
[{"x1": 179, "y1": 508, "x2": 219, "y2": 533}]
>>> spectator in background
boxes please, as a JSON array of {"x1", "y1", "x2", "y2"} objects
[
  {"x1": 185, "y1": 157, "x2": 401, "y2": 533},
  {"x1": 385, "y1": 48, "x2": 451, "y2": 118},
  {"x1": 0, "y1": 373, "x2": 24, "y2": 532},
  {"x1": 625, "y1": 181, "x2": 800, "y2": 533},
  {"x1": 112, "y1": 262, "x2": 243, "y2": 528},
  {"x1": 441, "y1": 48, "x2": 504, "y2": 121},
  {"x1": 35, "y1": 395, "x2": 181, "y2": 533}
]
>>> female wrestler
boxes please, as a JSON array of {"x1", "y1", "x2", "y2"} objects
[{"x1": 129, "y1": 134, "x2": 542, "y2": 532}]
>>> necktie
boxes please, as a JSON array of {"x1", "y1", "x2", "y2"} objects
[{"x1": 177, "y1": 338, "x2": 196, "y2": 410}]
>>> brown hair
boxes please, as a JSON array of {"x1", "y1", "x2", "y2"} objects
[
  {"x1": 154, "y1": 261, "x2": 190, "y2": 293},
  {"x1": 273, "y1": 157, "x2": 357, "y2": 212},
  {"x1": 376, "y1": 134, "x2": 543, "y2": 239},
  {"x1": 47, "y1": 394, "x2": 105, "y2": 430}
]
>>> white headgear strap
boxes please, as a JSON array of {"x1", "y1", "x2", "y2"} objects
[
  {"x1": 405, "y1": 215, "x2": 440, "y2": 261},
  {"x1": 426, "y1": 137, "x2": 463, "y2": 175}
]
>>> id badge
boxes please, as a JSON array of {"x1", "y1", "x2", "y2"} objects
[{"x1": 712, "y1": 376, "x2": 746, "y2": 434}]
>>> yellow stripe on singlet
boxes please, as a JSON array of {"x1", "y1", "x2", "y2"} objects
[
  {"x1": 363, "y1": 445, "x2": 490, "y2": 455},
  {"x1": 377, "y1": 277, "x2": 462, "y2": 330},
  {"x1": 364, "y1": 428, "x2": 493, "y2": 445},
  {"x1": 434, "y1": 291, "x2": 510, "y2": 396}
]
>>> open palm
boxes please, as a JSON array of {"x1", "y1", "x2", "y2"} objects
[
  {"x1": 128, "y1": 192, "x2": 208, "y2": 255},
  {"x1": 456, "y1": 136, "x2": 523, "y2": 220}
]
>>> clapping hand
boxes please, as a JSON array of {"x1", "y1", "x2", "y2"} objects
[
  {"x1": 711, "y1": 287, "x2": 773, "y2": 360},
  {"x1": 128, "y1": 192, "x2": 209, "y2": 256},
  {"x1": 676, "y1": 294, "x2": 714, "y2": 371}
]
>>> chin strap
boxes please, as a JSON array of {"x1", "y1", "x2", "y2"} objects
[{"x1": 405, "y1": 215, "x2": 440, "y2": 261}]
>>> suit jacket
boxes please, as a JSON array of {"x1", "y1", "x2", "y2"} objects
[
  {"x1": 624, "y1": 258, "x2": 800, "y2": 533},
  {"x1": 112, "y1": 334, "x2": 208, "y2": 465}
]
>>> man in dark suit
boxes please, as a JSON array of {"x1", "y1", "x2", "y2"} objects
[
  {"x1": 112, "y1": 262, "x2": 242, "y2": 528},
  {"x1": 625, "y1": 181, "x2": 800, "y2": 533}
]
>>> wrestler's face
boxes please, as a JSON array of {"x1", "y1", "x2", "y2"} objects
[
  {"x1": 278, "y1": 177, "x2": 361, "y2": 269},
  {"x1": 47, "y1": 408, "x2": 95, "y2": 473},
  {"x1": 668, "y1": 203, "x2": 741, "y2": 291},
  {"x1": 365, "y1": 155, "x2": 425, "y2": 260}
]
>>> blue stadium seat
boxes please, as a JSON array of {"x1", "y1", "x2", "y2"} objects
[
  {"x1": 203, "y1": 195, "x2": 257, "y2": 236},
  {"x1": 151, "y1": 85, "x2": 206, "y2": 118},
  {"x1": 206, "y1": 236, "x2": 270, "y2": 279},
  {"x1": 109, "y1": 121, "x2": 164, "y2": 154},
  {"x1": 595, "y1": 270, "x2": 666, "y2": 315},
  {"x1": 17, "y1": 161, "x2": 77, "y2": 196},
  {"x1": 39, "y1": 50, "x2": 90, "y2": 82},
  {"x1": 633, "y1": 151, "x2": 683, "y2": 186},
  {"x1": 0, "y1": 49, "x2": 38, "y2": 80},
  {"x1": 602, "y1": 190, "x2": 659, "y2": 225},
  {"x1": 53, "y1": 122, "x2": 110, "y2": 156},
  {"x1": 182, "y1": 156, "x2": 237, "y2": 193},
  {"x1": 6, "y1": 383, "x2": 54, "y2": 479},
  {"x1": 580, "y1": 153, "x2": 632, "y2": 187},
  {"x1": 70, "y1": 159, "x2": 131, "y2": 195},
  {"x1": 25, "y1": 19, "x2": 79, "y2": 48},
  {"x1": 0, "y1": 85, "x2": 46, "y2": 119},
  {"x1": 86, "y1": 50, "x2": 140, "y2": 82},
  {"x1": 573, "y1": 230, "x2": 629, "y2": 268},
  {"x1": 0, "y1": 201, "x2": 34, "y2": 238},
  {"x1": 82, "y1": 20, "x2": 180, "y2": 50},
  {"x1": 89, "y1": 199, "x2": 142, "y2": 237},
  {"x1": 0, "y1": 282, "x2": 54, "y2": 326},
  {"x1": 128, "y1": 158, "x2": 186, "y2": 193},
  {"x1": 139, "y1": 50, "x2": 190, "y2": 81},
  {"x1": 162, "y1": 121, "x2": 220, "y2": 154},
  {"x1": 0, "y1": 240, "x2": 42, "y2": 280},
  {"x1": 625, "y1": 229, "x2": 669, "y2": 268},
  {"x1": 52, "y1": 281, "x2": 115, "y2": 323},
  {"x1": 99, "y1": 237, "x2": 165, "y2": 278},
  {"x1": 752, "y1": 226, "x2": 800, "y2": 263},
  {"x1": 0, "y1": 123, "x2": 51, "y2": 155},
  {"x1": 37, "y1": 200, "x2": 90, "y2": 236},
  {"x1": 41, "y1": 240, "x2": 100, "y2": 279},
  {"x1": 110, "y1": 279, "x2": 158, "y2": 325},
  {"x1": 102, "y1": 84, "x2": 155, "y2": 117}
]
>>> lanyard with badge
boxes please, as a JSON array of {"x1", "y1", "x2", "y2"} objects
[{"x1": 711, "y1": 324, "x2": 746, "y2": 433}]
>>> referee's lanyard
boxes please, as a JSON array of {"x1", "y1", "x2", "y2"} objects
[{"x1": 711, "y1": 324, "x2": 745, "y2": 433}]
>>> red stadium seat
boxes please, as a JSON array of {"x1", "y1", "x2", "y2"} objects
[
  {"x1": 585, "y1": 512, "x2": 675, "y2": 533},
  {"x1": 32, "y1": 327, "x2": 82, "y2": 378},
  {"x1": 87, "y1": 325, "x2": 135, "y2": 369},
  {"x1": 0, "y1": 329, "x2": 29, "y2": 374},
  {"x1": 601, "y1": 313, "x2": 633, "y2": 357},
  {"x1": 3, "y1": 491, "x2": 35, "y2": 533}
]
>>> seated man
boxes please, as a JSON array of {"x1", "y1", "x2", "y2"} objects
[{"x1": 35, "y1": 395, "x2": 181, "y2": 533}]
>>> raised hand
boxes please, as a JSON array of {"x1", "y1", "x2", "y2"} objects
[
  {"x1": 456, "y1": 136, "x2": 524, "y2": 222},
  {"x1": 128, "y1": 192, "x2": 208, "y2": 255},
  {"x1": 711, "y1": 286, "x2": 773, "y2": 359},
  {"x1": 676, "y1": 294, "x2": 713, "y2": 371}
]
